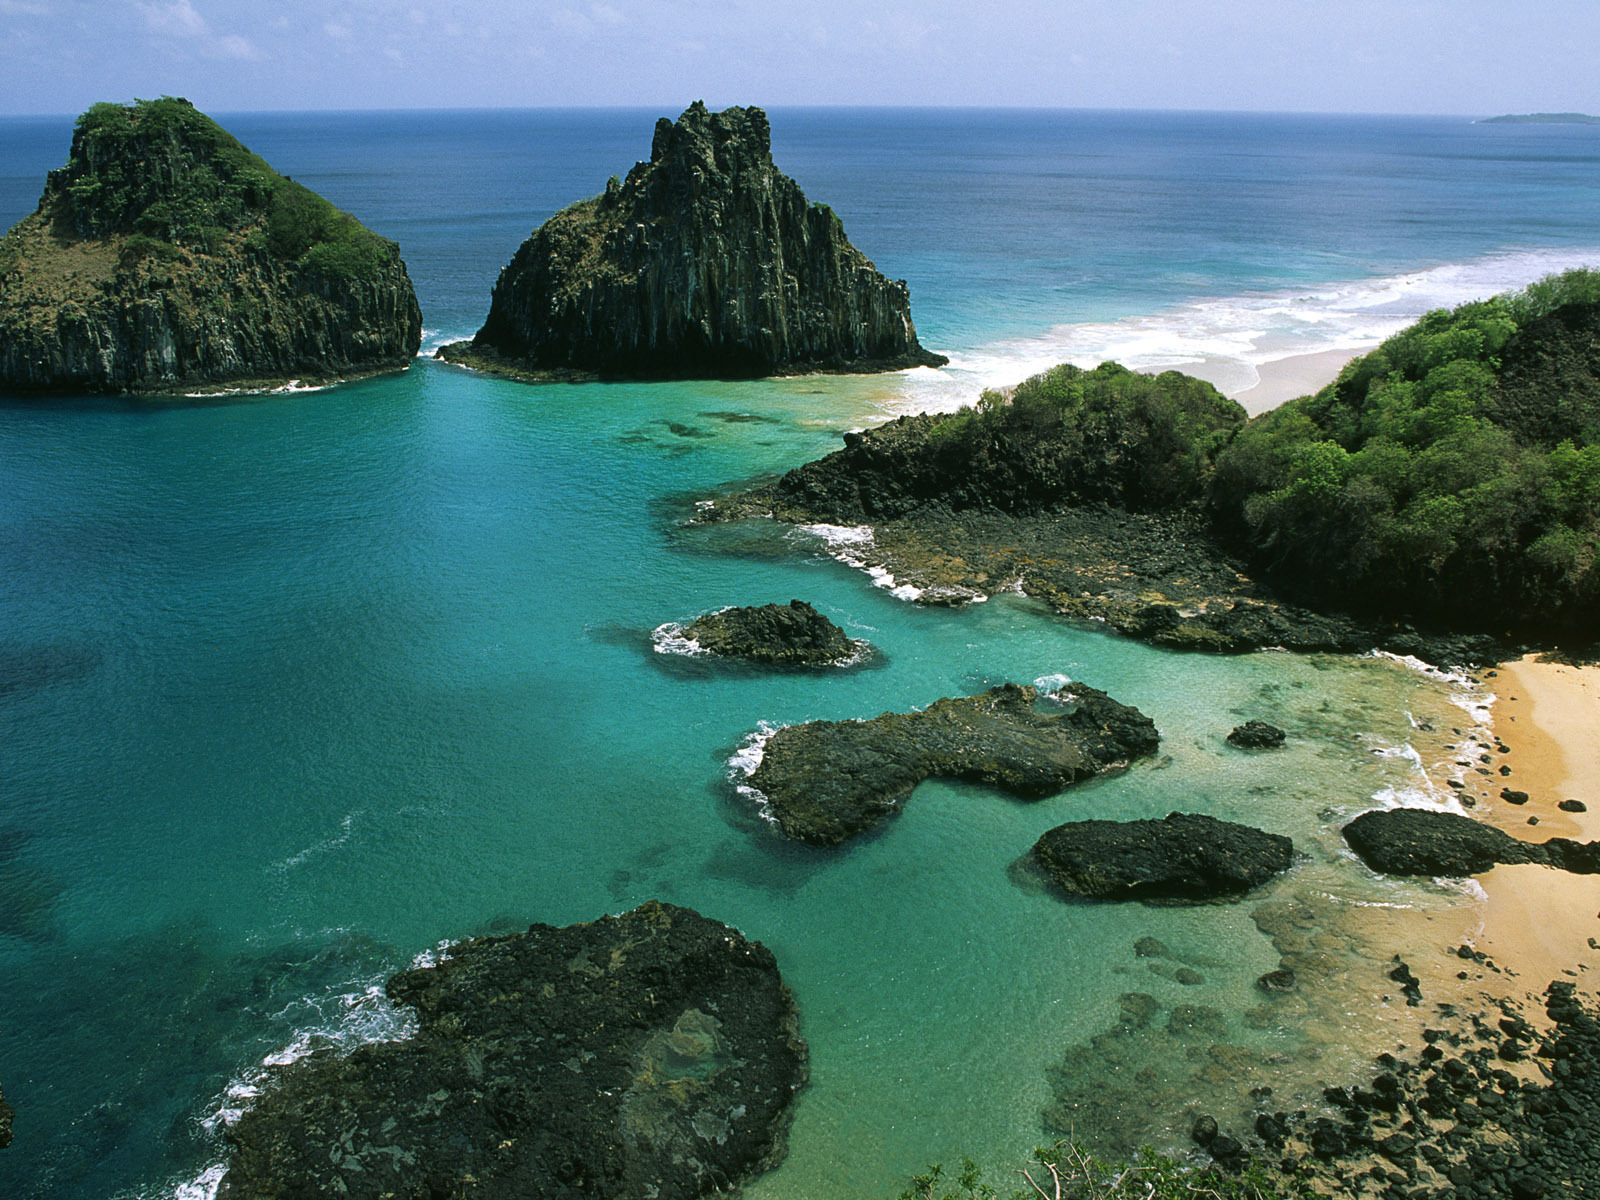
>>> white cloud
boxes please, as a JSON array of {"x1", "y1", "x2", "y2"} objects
[
  {"x1": 0, "y1": 0, "x2": 50, "y2": 15},
  {"x1": 324, "y1": 19, "x2": 352, "y2": 38},
  {"x1": 591, "y1": 3, "x2": 623, "y2": 25},
  {"x1": 141, "y1": 0, "x2": 207, "y2": 37},
  {"x1": 138, "y1": 0, "x2": 262, "y2": 60},
  {"x1": 207, "y1": 32, "x2": 261, "y2": 59}
]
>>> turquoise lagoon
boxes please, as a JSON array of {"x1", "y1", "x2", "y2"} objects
[{"x1": 2, "y1": 109, "x2": 1598, "y2": 1198}]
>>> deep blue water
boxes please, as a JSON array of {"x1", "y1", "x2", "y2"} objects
[{"x1": 0, "y1": 108, "x2": 1597, "y2": 1199}]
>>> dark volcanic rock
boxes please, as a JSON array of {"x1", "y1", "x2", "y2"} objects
[
  {"x1": 702, "y1": 404, "x2": 1505, "y2": 665},
  {"x1": 741, "y1": 682, "x2": 1158, "y2": 845},
  {"x1": 219, "y1": 901, "x2": 807, "y2": 1200},
  {"x1": 0, "y1": 1081, "x2": 11, "y2": 1148},
  {"x1": 440, "y1": 102, "x2": 944, "y2": 381},
  {"x1": 1342, "y1": 807, "x2": 1600, "y2": 877},
  {"x1": 672, "y1": 600, "x2": 866, "y2": 665},
  {"x1": 1031, "y1": 812, "x2": 1294, "y2": 902},
  {"x1": 1227, "y1": 720, "x2": 1286, "y2": 749},
  {"x1": 0, "y1": 99, "x2": 421, "y2": 394}
]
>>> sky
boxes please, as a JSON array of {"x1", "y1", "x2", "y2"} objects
[{"x1": 1, "y1": 0, "x2": 1598, "y2": 116}]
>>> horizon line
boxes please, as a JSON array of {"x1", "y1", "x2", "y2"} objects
[{"x1": 0, "y1": 101, "x2": 1564, "y2": 123}]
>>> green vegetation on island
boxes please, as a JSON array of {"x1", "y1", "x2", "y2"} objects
[
  {"x1": 62, "y1": 98, "x2": 391, "y2": 281},
  {"x1": 0, "y1": 97, "x2": 421, "y2": 394}
]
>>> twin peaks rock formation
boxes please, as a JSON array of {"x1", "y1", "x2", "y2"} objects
[
  {"x1": 440, "y1": 101, "x2": 945, "y2": 381},
  {"x1": 0, "y1": 100, "x2": 938, "y2": 394},
  {"x1": 0, "y1": 98, "x2": 421, "y2": 394}
]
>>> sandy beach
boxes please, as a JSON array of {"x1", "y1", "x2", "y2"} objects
[
  {"x1": 1464, "y1": 656, "x2": 1600, "y2": 1000},
  {"x1": 1227, "y1": 348, "x2": 1359, "y2": 414}
]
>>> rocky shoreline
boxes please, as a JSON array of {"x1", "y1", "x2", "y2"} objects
[
  {"x1": 218, "y1": 902, "x2": 807, "y2": 1200},
  {"x1": 701, "y1": 489, "x2": 1507, "y2": 667},
  {"x1": 1188, "y1": 980, "x2": 1600, "y2": 1199}
]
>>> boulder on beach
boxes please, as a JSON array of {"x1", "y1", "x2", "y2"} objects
[
  {"x1": 740, "y1": 682, "x2": 1159, "y2": 845},
  {"x1": 440, "y1": 102, "x2": 944, "y2": 381},
  {"x1": 1030, "y1": 812, "x2": 1295, "y2": 902},
  {"x1": 1342, "y1": 807, "x2": 1600, "y2": 877},
  {"x1": 218, "y1": 901, "x2": 807, "y2": 1200}
]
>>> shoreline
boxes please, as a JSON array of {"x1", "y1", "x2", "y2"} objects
[{"x1": 1469, "y1": 655, "x2": 1600, "y2": 1005}]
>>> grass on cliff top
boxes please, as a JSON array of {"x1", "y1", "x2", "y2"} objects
[
  {"x1": 899, "y1": 1143, "x2": 1308, "y2": 1200},
  {"x1": 58, "y1": 98, "x2": 392, "y2": 282}
]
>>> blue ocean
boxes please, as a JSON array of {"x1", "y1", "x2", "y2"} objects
[{"x1": 2, "y1": 108, "x2": 1598, "y2": 1199}]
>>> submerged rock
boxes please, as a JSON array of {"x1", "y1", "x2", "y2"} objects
[
  {"x1": 0, "y1": 1081, "x2": 11, "y2": 1148},
  {"x1": 0, "y1": 98, "x2": 421, "y2": 394},
  {"x1": 741, "y1": 682, "x2": 1158, "y2": 845},
  {"x1": 672, "y1": 600, "x2": 867, "y2": 666},
  {"x1": 219, "y1": 901, "x2": 807, "y2": 1200},
  {"x1": 1031, "y1": 812, "x2": 1294, "y2": 902},
  {"x1": 1342, "y1": 807, "x2": 1600, "y2": 876},
  {"x1": 439, "y1": 102, "x2": 945, "y2": 381},
  {"x1": 1227, "y1": 720, "x2": 1286, "y2": 749}
]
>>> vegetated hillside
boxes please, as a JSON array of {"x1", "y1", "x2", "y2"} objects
[
  {"x1": 772, "y1": 361, "x2": 1246, "y2": 522},
  {"x1": 0, "y1": 97, "x2": 421, "y2": 393},
  {"x1": 1210, "y1": 269, "x2": 1600, "y2": 637}
]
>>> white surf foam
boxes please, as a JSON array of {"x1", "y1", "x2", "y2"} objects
[
  {"x1": 650, "y1": 620, "x2": 709, "y2": 657},
  {"x1": 728, "y1": 722, "x2": 783, "y2": 820},
  {"x1": 886, "y1": 246, "x2": 1600, "y2": 417}
]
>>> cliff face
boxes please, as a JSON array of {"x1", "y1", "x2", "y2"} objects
[
  {"x1": 442, "y1": 101, "x2": 945, "y2": 380},
  {"x1": 0, "y1": 99, "x2": 422, "y2": 394}
]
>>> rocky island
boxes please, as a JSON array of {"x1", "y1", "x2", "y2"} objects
[
  {"x1": 704, "y1": 271, "x2": 1600, "y2": 659},
  {"x1": 738, "y1": 682, "x2": 1159, "y2": 845},
  {"x1": 219, "y1": 901, "x2": 807, "y2": 1200},
  {"x1": 0, "y1": 98, "x2": 421, "y2": 394},
  {"x1": 656, "y1": 600, "x2": 869, "y2": 666},
  {"x1": 438, "y1": 102, "x2": 945, "y2": 381}
]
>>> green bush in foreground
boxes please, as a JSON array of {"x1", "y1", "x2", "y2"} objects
[
  {"x1": 898, "y1": 1143, "x2": 1308, "y2": 1200},
  {"x1": 1210, "y1": 268, "x2": 1600, "y2": 635}
]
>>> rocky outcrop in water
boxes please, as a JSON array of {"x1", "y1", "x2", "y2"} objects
[
  {"x1": 1031, "y1": 812, "x2": 1294, "y2": 902},
  {"x1": 1342, "y1": 807, "x2": 1600, "y2": 877},
  {"x1": 672, "y1": 600, "x2": 866, "y2": 665},
  {"x1": 219, "y1": 901, "x2": 807, "y2": 1200},
  {"x1": 0, "y1": 98, "x2": 421, "y2": 394},
  {"x1": 0, "y1": 1081, "x2": 12, "y2": 1148},
  {"x1": 739, "y1": 682, "x2": 1159, "y2": 845},
  {"x1": 1227, "y1": 720, "x2": 1286, "y2": 749},
  {"x1": 438, "y1": 102, "x2": 945, "y2": 381}
]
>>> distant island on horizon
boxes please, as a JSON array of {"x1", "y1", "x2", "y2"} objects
[{"x1": 1478, "y1": 111, "x2": 1600, "y2": 125}]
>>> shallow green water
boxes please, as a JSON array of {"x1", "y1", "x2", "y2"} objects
[{"x1": 0, "y1": 361, "x2": 1484, "y2": 1198}]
